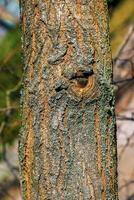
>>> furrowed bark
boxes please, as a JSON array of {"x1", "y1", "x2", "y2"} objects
[{"x1": 19, "y1": 0, "x2": 118, "y2": 199}]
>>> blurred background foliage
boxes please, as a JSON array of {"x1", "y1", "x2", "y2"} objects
[
  {"x1": 0, "y1": 0, "x2": 21, "y2": 153},
  {"x1": 110, "y1": 0, "x2": 134, "y2": 54},
  {"x1": 0, "y1": 0, "x2": 134, "y2": 199},
  {"x1": 0, "y1": 27, "x2": 21, "y2": 145}
]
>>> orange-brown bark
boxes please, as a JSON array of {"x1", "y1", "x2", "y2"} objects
[{"x1": 20, "y1": 0, "x2": 118, "y2": 199}]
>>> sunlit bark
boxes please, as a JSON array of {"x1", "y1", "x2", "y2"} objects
[{"x1": 19, "y1": 0, "x2": 118, "y2": 199}]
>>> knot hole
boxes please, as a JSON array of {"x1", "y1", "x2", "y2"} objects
[{"x1": 75, "y1": 69, "x2": 94, "y2": 88}]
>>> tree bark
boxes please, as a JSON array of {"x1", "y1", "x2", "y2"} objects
[{"x1": 19, "y1": 0, "x2": 118, "y2": 199}]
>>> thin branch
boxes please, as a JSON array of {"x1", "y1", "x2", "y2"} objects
[
  {"x1": 114, "y1": 25, "x2": 134, "y2": 60},
  {"x1": 119, "y1": 132, "x2": 134, "y2": 161},
  {"x1": 119, "y1": 180, "x2": 134, "y2": 191},
  {"x1": 0, "y1": 106, "x2": 18, "y2": 112},
  {"x1": 116, "y1": 115, "x2": 134, "y2": 121},
  {"x1": 0, "y1": 179, "x2": 20, "y2": 200},
  {"x1": 2, "y1": 143, "x2": 19, "y2": 181},
  {"x1": 0, "y1": 121, "x2": 6, "y2": 135},
  {"x1": 113, "y1": 77, "x2": 134, "y2": 85}
]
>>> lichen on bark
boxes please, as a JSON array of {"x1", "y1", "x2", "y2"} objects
[{"x1": 19, "y1": 0, "x2": 118, "y2": 199}]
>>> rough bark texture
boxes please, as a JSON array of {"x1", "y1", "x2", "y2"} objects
[{"x1": 19, "y1": 0, "x2": 118, "y2": 199}]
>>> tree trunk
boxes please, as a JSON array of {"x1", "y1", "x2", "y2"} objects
[{"x1": 19, "y1": 0, "x2": 118, "y2": 199}]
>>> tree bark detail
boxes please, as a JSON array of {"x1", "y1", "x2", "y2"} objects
[{"x1": 19, "y1": 0, "x2": 118, "y2": 199}]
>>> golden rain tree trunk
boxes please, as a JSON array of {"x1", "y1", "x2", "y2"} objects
[{"x1": 19, "y1": 0, "x2": 118, "y2": 199}]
